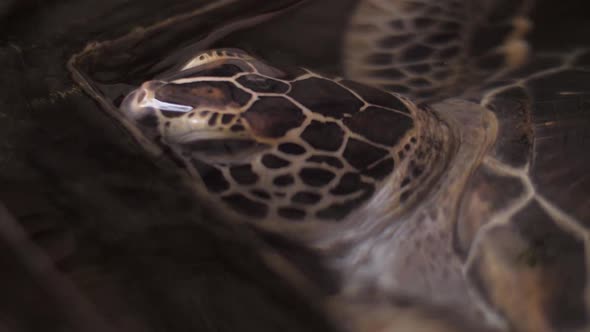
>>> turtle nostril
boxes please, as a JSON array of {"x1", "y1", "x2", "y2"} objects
[{"x1": 136, "y1": 89, "x2": 146, "y2": 103}]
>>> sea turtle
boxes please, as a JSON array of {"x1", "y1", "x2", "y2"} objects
[{"x1": 67, "y1": 0, "x2": 590, "y2": 331}]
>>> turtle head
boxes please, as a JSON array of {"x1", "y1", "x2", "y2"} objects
[
  {"x1": 120, "y1": 49, "x2": 446, "y2": 224},
  {"x1": 120, "y1": 48, "x2": 304, "y2": 162}
]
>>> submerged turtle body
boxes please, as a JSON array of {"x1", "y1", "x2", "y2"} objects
[
  {"x1": 117, "y1": 49, "x2": 590, "y2": 331},
  {"x1": 68, "y1": 0, "x2": 590, "y2": 331}
]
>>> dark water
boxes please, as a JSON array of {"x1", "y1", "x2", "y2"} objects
[
  {"x1": 0, "y1": 0, "x2": 589, "y2": 331},
  {"x1": 0, "y1": 1, "x2": 339, "y2": 331}
]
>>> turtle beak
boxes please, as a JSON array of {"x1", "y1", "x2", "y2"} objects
[
  {"x1": 120, "y1": 80, "x2": 256, "y2": 159},
  {"x1": 120, "y1": 82, "x2": 167, "y2": 129}
]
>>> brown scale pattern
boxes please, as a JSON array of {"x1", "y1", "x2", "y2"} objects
[{"x1": 148, "y1": 59, "x2": 423, "y2": 223}]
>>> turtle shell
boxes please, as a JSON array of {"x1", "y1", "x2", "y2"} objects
[
  {"x1": 341, "y1": 1, "x2": 590, "y2": 329},
  {"x1": 456, "y1": 50, "x2": 590, "y2": 332}
]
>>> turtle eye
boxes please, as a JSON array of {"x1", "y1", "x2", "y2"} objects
[{"x1": 236, "y1": 74, "x2": 290, "y2": 93}]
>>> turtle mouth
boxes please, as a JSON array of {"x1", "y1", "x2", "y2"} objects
[
  {"x1": 182, "y1": 138, "x2": 258, "y2": 154},
  {"x1": 178, "y1": 138, "x2": 270, "y2": 162}
]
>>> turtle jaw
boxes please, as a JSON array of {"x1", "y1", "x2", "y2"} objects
[
  {"x1": 159, "y1": 110, "x2": 270, "y2": 162},
  {"x1": 120, "y1": 84, "x2": 264, "y2": 161}
]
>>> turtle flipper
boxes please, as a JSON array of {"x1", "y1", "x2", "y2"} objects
[
  {"x1": 457, "y1": 49, "x2": 590, "y2": 332},
  {"x1": 343, "y1": 0, "x2": 533, "y2": 103}
]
